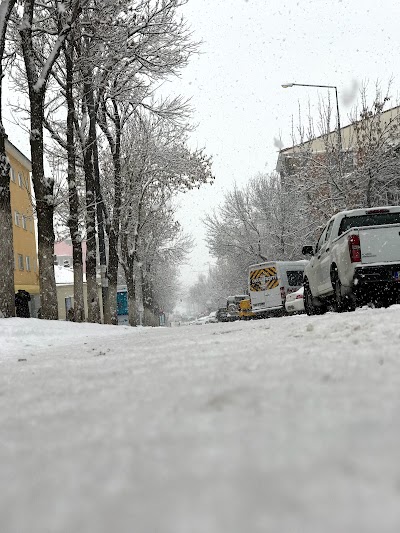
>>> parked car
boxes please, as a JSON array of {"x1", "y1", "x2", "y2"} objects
[
  {"x1": 302, "y1": 205, "x2": 400, "y2": 314},
  {"x1": 207, "y1": 311, "x2": 218, "y2": 323},
  {"x1": 189, "y1": 312, "x2": 218, "y2": 325},
  {"x1": 189, "y1": 316, "x2": 209, "y2": 325},
  {"x1": 285, "y1": 286, "x2": 305, "y2": 314}
]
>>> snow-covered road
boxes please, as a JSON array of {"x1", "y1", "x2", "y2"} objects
[{"x1": 1, "y1": 307, "x2": 400, "y2": 533}]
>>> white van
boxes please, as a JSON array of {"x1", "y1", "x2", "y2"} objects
[{"x1": 248, "y1": 260, "x2": 308, "y2": 317}]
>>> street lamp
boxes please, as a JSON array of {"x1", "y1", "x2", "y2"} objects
[{"x1": 282, "y1": 82, "x2": 343, "y2": 172}]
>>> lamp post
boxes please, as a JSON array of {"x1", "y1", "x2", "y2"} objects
[{"x1": 282, "y1": 82, "x2": 343, "y2": 174}]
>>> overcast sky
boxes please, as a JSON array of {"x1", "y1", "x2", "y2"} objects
[
  {"x1": 171, "y1": 0, "x2": 400, "y2": 287},
  {"x1": 4, "y1": 0, "x2": 400, "y2": 291}
]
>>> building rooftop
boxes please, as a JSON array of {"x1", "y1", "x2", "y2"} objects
[{"x1": 5, "y1": 138, "x2": 31, "y2": 170}]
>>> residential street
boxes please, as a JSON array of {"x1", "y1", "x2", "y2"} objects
[
  {"x1": 2, "y1": 3, "x2": 400, "y2": 532},
  {"x1": 1, "y1": 308, "x2": 400, "y2": 533}
]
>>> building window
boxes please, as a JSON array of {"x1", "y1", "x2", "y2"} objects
[
  {"x1": 14, "y1": 211, "x2": 20, "y2": 226},
  {"x1": 26, "y1": 256, "x2": 31, "y2": 271},
  {"x1": 18, "y1": 172, "x2": 24, "y2": 188},
  {"x1": 10, "y1": 167, "x2": 16, "y2": 182},
  {"x1": 18, "y1": 254, "x2": 24, "y2": 271},
  {"x1": 33, "y1": 257, "x2": 37, "y2": 272},
  {"x1": 22, "y1": 215, "x2": 27, "y2": 230}
]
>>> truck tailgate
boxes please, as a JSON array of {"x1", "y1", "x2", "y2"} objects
[{"x1": 359, "y1": 225, "x2": 400, "y2": 264}]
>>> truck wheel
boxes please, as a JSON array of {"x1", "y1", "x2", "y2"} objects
[
  {"x1": 332, "y1": 271, "x2": 355, "y2": 313},
  {"x1": 304, "y1": 282, "x2": 326, "y2": 316},
  {"x1": 335, "y1": 279, "x2": 345, "y2": 312}
]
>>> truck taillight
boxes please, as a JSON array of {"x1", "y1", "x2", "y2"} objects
[
  {"x1": 348, "y1": 234, "x2": 361, "y2": 263},
  {"x1": 295, "y1": 294, "x2": 303, "y2": 300}
]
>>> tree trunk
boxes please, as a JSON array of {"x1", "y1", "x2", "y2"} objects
[
  {"x1": 65, "y1": 34, "x2": 85, "y2": 322},
  {"x1": 121, "y1": 235, "x2": 136, "y2": 327},
  {"x1": 135, "y1": 262, "x2": 144, "y2": 326},
  {"x1": 92, "y1": 128, "x2": 108, "y2": 321},
  {"x1": 0, "y1": 128, "x2": 14, "y2": 318},
  {"x1": 0, "y1": 0, "x2": 17, "y2": 317},
  {"x1": 120, "y1": 231, "x2": 136, "y2": 327},
  {"x1": 81, "y1": 72, "x2": 100, "y2": 323},
  {"x1": 366, "y1": 168, "x2": 373, "y2": 208},
  {"x1": 20, "y1": 0, "x2": 65, "y2": 320},
  {"x1": 83, "y1": 143, "x2": 100, "y2": 323},
  {"x1": 30, "y1": 94, "x2": 58, "y2": 320},
  {"x1": 103, "y1": 99, "x2": 122, "y2": 325},
  {"x1": 105, "y1": 228, "x2": 118, "y2": 325},
  {"x1": 126, "y1": 269, "x2": 137, "y2": 327}
]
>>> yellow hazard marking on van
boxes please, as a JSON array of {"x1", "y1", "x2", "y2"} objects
[
  {"x1": 266, "y1": 279, "x2": 279, "y2": 290},
  {"x1": 249, "y1": 267, "x2": 278, "y2": 291},
  {"x1": 250, "y1": 266, "x2": 277, "y2": 280}
]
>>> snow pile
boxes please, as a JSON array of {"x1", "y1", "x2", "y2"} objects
[
  {"x1": 1, "y1": 307, "x2": 400, "y2": 532},
  {"x1": 0, "y1": 318, "x2": 140, "y2": 360}
]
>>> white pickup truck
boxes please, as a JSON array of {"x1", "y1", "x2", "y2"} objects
[{"x1": 302, "y1": 206, "x2": 400, "y2": 314}]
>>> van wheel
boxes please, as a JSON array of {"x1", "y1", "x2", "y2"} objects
[{"x1": 304, "y1": 281, "x2": 326, "y2": 316}]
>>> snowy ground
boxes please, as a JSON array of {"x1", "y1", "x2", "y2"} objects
[{"x1": 1, "y1": 307, "x2": 400, "y2": 533}]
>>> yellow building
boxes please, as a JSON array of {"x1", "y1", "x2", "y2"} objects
[{"x1": 7, "y1": 138, "x2": 40, "y2": 311}]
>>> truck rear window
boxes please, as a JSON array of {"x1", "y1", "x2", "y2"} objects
[
  {"x1": 287, "y1": 270, "x2": 304, "y2": 286},
  {"x1": 339, "y1": 212, "x2": 400, "y2": 235}
]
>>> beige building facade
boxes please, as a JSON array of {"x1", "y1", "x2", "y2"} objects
[
  {"x1": 277, "y1": 105, "x2": 400, "y2": 175},
  {"x1": 54, "y1": 265, "x2": 103, "y2": 321}
]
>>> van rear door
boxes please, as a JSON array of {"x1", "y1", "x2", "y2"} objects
[
  {"x1": 264, "y1": 281, "x2": 282, "y2": 309},
  {"x1": 249, "y1": 264, "x2": 281, "y2": 310}
]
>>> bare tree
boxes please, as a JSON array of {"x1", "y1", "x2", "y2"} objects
[
  {"x1": 147, "y1": 259, "x2": 183, "y2": 321},
  {"x1": 31, "y1": 24, "x2": 86, "y2": 322},
  {"x1": 204, "y1": 175, "x2": 296, "y2": 265},
  {"x1": 280, "y1": 98, "x2": 346, "y2": 235},
  {"x1": 187, "y1": 258, "x2": 250, "y2": 315},
  {"x1": 116, "y1": 113, "x2": 213, "y2": 326},
  {"x1": 280, "y1": 82, "x2": 400, "y2": 239},
  {"x1": 17, "y1": 0, "x2": 202, "y2": 325},
  {"x1": 95, "y1": 0, "x2": 199, "y2": 324},
  {"x1": 17, "y1": 0, "x2": 84, "y2": 320},
  {"x1": 349, "y1": 84, "x2": 400, "y2": 207},
  {"x1": 0, "y1": 0, "x2": 17, "y2": 318},
  {"x1": 64, "y1": 31, "x2": 85, "y2": 321}
]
